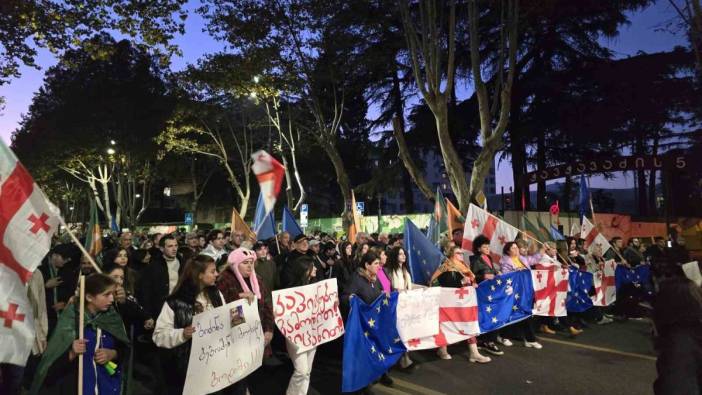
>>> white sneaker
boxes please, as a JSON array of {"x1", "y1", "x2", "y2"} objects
[
  {"x1": 597, "y1": 316, "x2": 614, "y2": 325},
  {"x1": 437, "y1": 350, "x2": 452, "y2": 360},
  {"x1": 524, "y1": 341, "x2": 543, "y2": 349},
  {"x1": 469, "y1": 354, "x2": 492, "y2": 363},
  {"x1": 497, "y1": 336, "x2": 513, "y2": 347}
]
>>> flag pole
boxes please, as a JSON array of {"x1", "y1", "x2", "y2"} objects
[
  {"x1": 78, "y1": 274, "x2": 85, "y2": 395},
  {"x1": 476, "y1": 204, "x2": 570, "y2": 264},
  {"x1": 57, "y1": 216, "x2": 102, "y2": 274}
]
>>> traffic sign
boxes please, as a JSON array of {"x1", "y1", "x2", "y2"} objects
[
  {"x1": 356, "y1": 201, "x2": 365, "y2": 215},
  {"x1": 300, "y1": 204, "x2": 308, "y2": 227},
  {"x1": 184, "y1": 212, "x2": 193, "y2": 225}
]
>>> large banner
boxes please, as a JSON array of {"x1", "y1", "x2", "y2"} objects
[
  {"x1": 272, "y1": 279, "x2": 345, "y2": 352},
  {"x1": 183, "y1": 300, "x2": 264, "y2": 395},
  {"x1": 396, "y1": 287, "x2": 440, "y2": 344}
]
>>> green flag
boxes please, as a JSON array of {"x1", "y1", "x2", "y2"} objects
[
  {"x1": 428, "y1": 187, "x2": 448, "y2": 245},
  {"x1": 84, "y1": 199, "x2": 103, "y2": 263},
  {"x1": 523, "y1": 215, "x2": 548, "y2": 242}
]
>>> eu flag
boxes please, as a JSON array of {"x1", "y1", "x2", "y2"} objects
[
  {"x1": 403, "y1": 218, "x2": 444, "y2": 285},
  {"x1": 476, "y1": 271, "x2": 533, "y2": 333},
  {"x1": 342, "y1": 292, "x2": 406, "y2": 393},
  {"x1": 615, "y1": 265, "x2": 651, "y2": 290},
  {"x1": 282, "y1": 206, "x2": 303, "y2": 239},
  {"x1": 253, "y1": 192, "x2": 276, "y2": 240},
  {"x1": 566, "y1": 268, "x2": 594, "y2": 313}
]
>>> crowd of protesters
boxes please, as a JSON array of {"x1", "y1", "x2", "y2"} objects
[{"x1": 2, "y1": 223, "x2": 699, "y2": 395}]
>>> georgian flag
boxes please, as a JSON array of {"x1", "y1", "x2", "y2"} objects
[
  {"x1": 592, "y1": 259, "x2": 617, "y2": 306},
  {"x1": 462, "y1": 203, "x2": 519, "y2": 260},
  {"x1": 531, "y1": 269, "x2": 569, "y2": 317},
  {"x1": 580, "y1": 217, "x2": 612, "y2": 256},
  {"x1": 251, "y1": 150, "x2": 285, "y2": 216},
  {"x1": 404, "y1": 287, "x2": 479, "y2": 350},
  {"x1": 0, "y1": 140, "x2": 59, "y2": 365}
]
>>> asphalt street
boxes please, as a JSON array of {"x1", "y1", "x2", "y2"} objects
[{"x1": 131, "y1": 318, "x2": 657, "y2": 395}]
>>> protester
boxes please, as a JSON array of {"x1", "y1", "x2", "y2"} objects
[
  {"x1": 653, "y1": 275, "x2": 702, "y2": 394},
  {"x1": 605, "y1": 237, "x2": 626, "y2": 263},
  {"x1": 253, "y1": 241, "x2": 279, "y2": 299},
  {"x1": 38, "y1": 244, "x2": 78, "y2": 334},
  {"x1": 384, "y1": 247, "x2": 414, "y2": 368},
  {"x1": 431, "y1": 246, "x2": 491, "y2": 363},
  {"x1": 102, "y1": 248, "x2": 138, "y2": 295},
  {"x1": 334, "y1": 241, "x2": 355, "y2": 292},
  {"x1": 279, "y1": 234, "x2": 312, "y2": 288},
  {"x1": 201, "y1": 229, "x2": 228, "y2": 264},
  {"x1": 624, "y1": 238, "x2": 645, "y2": 266},
  {"x1": 30, "y1": 273, "x2": 129, "y2": 395},
  {"x1": 279, "y1": 252, "x2": 319, "y2": 395},
  {"x1": 152, "y1": 255, "x2": 224, "y2": 395},
  {"x1": 646, "y1": 237, "x2": 667, "y2": 261},
  {"x1": 216, "y1": 248, "x2": 275, "y2": 394},
  {"x1": 342, "y1": 252, "x2": 394, "y2": 389},
  {"x1": 499, "y1": 242, "x2": 543, "y2": 349},
  {"x1": 468, "y1": 235, "x2": 509, "y2": 354}
]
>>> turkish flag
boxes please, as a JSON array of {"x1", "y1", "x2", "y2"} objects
[
  {"x1": 532, "y1": 269, "x2": 569, "y2": 317},
  {"x1": 251, "y1": 150, "x2": 286, "y2": 216},
  {"x1": 0, "y1": 140, "x2": 58, "y2": 366}
]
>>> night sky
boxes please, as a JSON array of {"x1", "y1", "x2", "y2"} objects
[{"x1": 0, "y1": 1, "x2": 687, "y2": 191}]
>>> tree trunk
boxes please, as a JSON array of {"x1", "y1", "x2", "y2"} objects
[
  {"x1": 392, "y1": 117, "x2": 433, "y2": 201},
  {"x1": 320, "y1": 139, "x2": 351, "y2": 216},
  {"x1": 536, "y1": 130, "x2": 547, "y2": 211},
  {"x1": 433, "y1": 101, "x2": 471, "y2": 211}
]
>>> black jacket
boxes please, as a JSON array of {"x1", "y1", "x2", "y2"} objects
[
  {"x1": 279, "y1": 250, "x2": 310, "y2": 288},
  {"x1": 470, "y1": 254, "x2": 500, "y2": 284},
  {"x1": 136, "y1": 250, "x2": 184, "y2": 320},
  {"x1": 654, "y1": 323, "x2": 702, "y2": 395},
  {"x1": 342, "y1": 270, "x2": 383, "y2": 306}
]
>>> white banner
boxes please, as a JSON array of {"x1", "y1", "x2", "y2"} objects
[
  {"x1": 396, "y1": 287, "x2": 440, "y2": 343},
  {"x1": 183, "y1": 299, "x2": 264, "y2": 395},
  {"x1": 272, "y1": 279, "x2": 344, "y2": 353}
]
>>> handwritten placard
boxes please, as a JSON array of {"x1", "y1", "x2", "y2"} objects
[
  {"x1": 183, "y1": 299, "x2": 264, "y2": 395},
  {"x1": 272, "y1": 279, "x2": 344, "y2": 353},
  {"x1": 396, "y1": 287, "x2": 440, "y2": 342}
]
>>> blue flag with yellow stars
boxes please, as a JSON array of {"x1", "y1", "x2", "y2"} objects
[
  {"x1": 566, "y1": 268, "x2": 594, "y2": 313},
  {"x1": 342, "y1": 292, "x2": 406, "y2": 392},
  {"x1": 476, "y1": 271, "x2": 533, "y2": 333},
  {"x1": 404, "y1": 218, "x2": 444, "y2": 285},
  {"x1": 615, "y1": 264, "x2": 651, "y2": 290}
]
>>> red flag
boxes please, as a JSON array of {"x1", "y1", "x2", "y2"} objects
[
  {"x1": 251, "y1": 150, "x2": 286, "y2": 216},
  {"x1": 0, "y1": 140, "x2": 59, "y2": 366}
]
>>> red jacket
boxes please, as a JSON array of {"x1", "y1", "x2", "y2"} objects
[{"x1": 216, "y1": 269, "x2": 275, "y2": 334}]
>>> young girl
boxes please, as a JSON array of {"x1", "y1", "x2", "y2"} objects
[
  {"x1": 30, "y1": 273, "x2": 129, "y2": 395},
  {"x1": 152, "y1": 254, "x2": 224, "y2": 395},
  {"x1": 103, "y1": 248, "x2": 138, "y2": 295}
]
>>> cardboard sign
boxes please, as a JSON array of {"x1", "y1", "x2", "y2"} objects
[
  {"x1": 396, "y1": 287, "x2": 440, "y2": 342},
  {"x1": 272, "y1": 279, "x2": 344, "y2": 352}
]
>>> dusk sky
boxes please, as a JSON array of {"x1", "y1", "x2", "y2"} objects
[{"x1": 0, "y1": 1, "x2": 687, "y2": 191}]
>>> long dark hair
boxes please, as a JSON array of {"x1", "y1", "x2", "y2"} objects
[
  {"x1": 385, "y1": 247, "x2": 408, "y2": 275},
  {"x1": 84, "y1": 273, "x2": 117, "y2": 298},
  {"x1": 102, "y1": 248, "x2": 132, "y2": 290},
  {"x1": 168, "y1": 255, "x2": 221, "y2": 311},
  {"x1": 339, "y1": 241, "x2": 353, "y2": 266}
]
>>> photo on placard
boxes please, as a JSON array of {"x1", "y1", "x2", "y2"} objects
[{"x1": 230, "y1": 305, "x2": 246, "y2": 327}]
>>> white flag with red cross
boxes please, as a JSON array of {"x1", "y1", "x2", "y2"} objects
[
  {"x1": 462, "y1": 204, "x2": 519, "y2": 260},
  {"x1": 403, "y1": 287, "x2": 480, "y2": 351},
  {"x1": 0, "y1": 140, "x2": 59, "y2": 365},
  {"x1": 251, "y1": 150, "x2": 285, "y2": 216},
  {"x1": 531, "y1": 269, "x2": 569, "y2": 317},
  {"x1": 592, "y1": 259, "x2": 617, "y2": 306},
  {"x1": 580, "y1": 217, "x2": 612, "y2": 256}
]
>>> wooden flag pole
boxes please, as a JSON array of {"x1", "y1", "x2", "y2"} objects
[
  {"x1": 57, "y1": 216, "x2": 102, "y2": 274},
  {"x1": 78, "y1": 275, "x2": 85, "y2": 395}
]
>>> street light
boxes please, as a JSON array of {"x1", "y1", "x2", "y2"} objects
[
  {"x1": 110, "y1": 140, "x2": 116, "y2": 145},
  {"x1": 253, "y1": 75, "x2": 260, "y2": 84},
  {"x1": 106, "y1": 148, "x2": 116, "y2": 155},
  {"x1": 135, "y1": 194, "x2": 141, "y2": 198},
  {"x1": 163, "y1": 187, "x2": 171, "y2": 197}
]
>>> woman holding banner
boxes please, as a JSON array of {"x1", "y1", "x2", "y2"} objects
[
  {"x1": 499, "y1": 242, "x2": 543, "y2": 349},
  {"x1": 430, "y1": 246, "x2": 492, "y2": 363},
  {"x1": 152, "y1": 255, "x2": 226, "y2": 395},
  {"x1": 385, "y1": 247, "x2": 414, "y2": 369},
  {"x1": 217, "y1": 247, "x2": 275, "y2": 393},
  {"x1": 281, "y1": 253, "x2": 320, "y2": 395},
  {"x1": 30, "y1": 273, "x2": 129, "y2": 395}
]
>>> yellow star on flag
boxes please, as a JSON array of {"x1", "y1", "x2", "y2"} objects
[
  {"x1": 368, "y1": 318, "x2": 376, "y2": 328},
  {"x1": 371, "y1": 345, "x2": 376, "y2": 353},
  {"x1": 506, "y1": 278, "x2": 513, "y2": 285},
  {"x1": 496, "y1": 279, "x2": 502, "y2": 285},
  {"x1": 387, "y1": 347, "x2": 392, "y2": 354},
  {"x1": 492, "y1": 317, "x2": 498, "y2": 323},
  {"x1": 486, "y1": 306, "x2": 492, "y2": 313},
  {"x1": 488, "y1": 295, "x2": 493, "y2": 302},
  {"x1": 376, "y1": 306, "x2": 381, "y2": 313},
  {"x1": 512, "y1": 305, "x2": 518, "y2": 311},
  {"x1": 383, "y1": 298, "x2": 389, "y2": 306},
  {"x1": 491, "y1": 285, "x2": 496, "y2": 291},
  {"x1": 515, "y1": 293, "x2": 520, "y2": 300},
  {"x1": 364, "y1": 331, "x2": 369, "y2": 337}
]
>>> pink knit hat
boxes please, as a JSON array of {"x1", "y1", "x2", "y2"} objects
[{"x1": 227, "y1": 248, "x2": 261, "y2": 300}]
